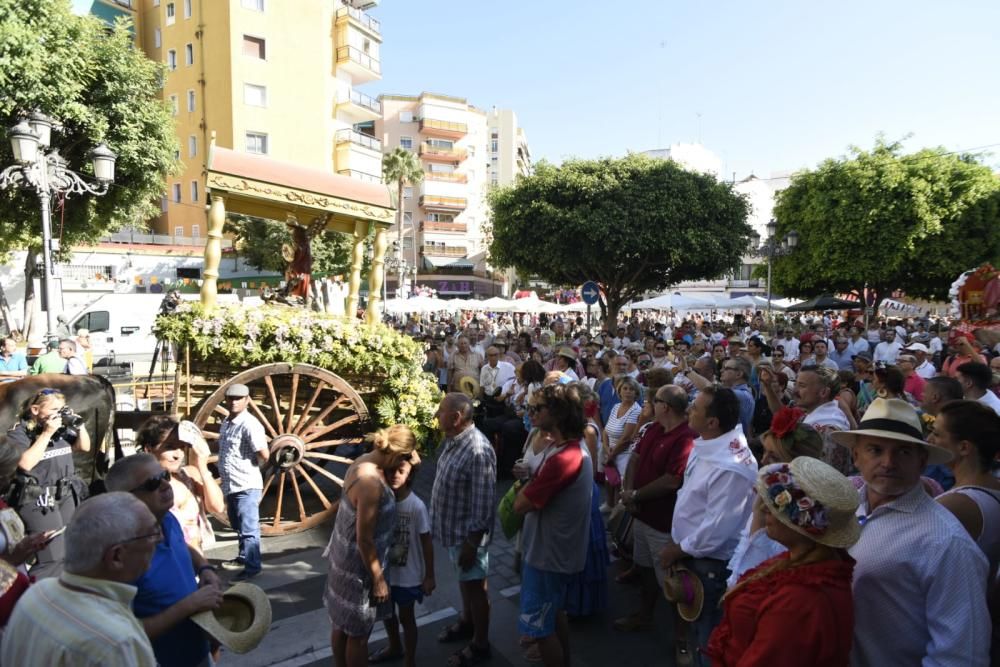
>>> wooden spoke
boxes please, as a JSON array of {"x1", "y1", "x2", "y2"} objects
[
  {"x1": 305, "y1": 437, "x2": 364, "y2": 450},
  {"x1": 261, "y1": 469, "x2": 277, "y2": 498},
  {"x1": 248, "y1": 398, "x2": 280, "y2": 439},
  {"x1": 285, "y1": 373, "x2": 300, "y2": 432},
  {"x1": 264, "y1": 375, "x2": 284, "y2": 431},
  {"x1": 295, "y1": 467, "x2": 332, "y2": 509},
  {"x1": 297, "y1": 395, "x2": 349, "y2": 440},
  {"x1": 305, "y1": 451, "x2": 357, "y2": 465},
  {"x1": 301, "y1": 458, "x2": 345, "y2": 486},
  {"x1": 213, "y1": 404, "x2": 229, "y2": 419},
  {"x1": 201, "y1": 430, "x2": 220, "y2": 440},
  {"x1": 292, "y1": 380, "x2": 327, "y2": 434},
  {"x1": 289, "y1": 469, "x2": 307, "y2": 523},
  {"x1": 272, "y1": 471, "x2": 286, "y2": 529},
  {"x1": 304, "y1": 413, "x2": 361, "y2": 441}
]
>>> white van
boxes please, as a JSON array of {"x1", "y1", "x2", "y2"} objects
[{"x1": 68, "y1": 294, "x2": 171, "y2": 367}]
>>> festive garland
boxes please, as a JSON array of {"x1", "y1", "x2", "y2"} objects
[{"x1": 763, "y1": 464, "x2": 830, "y2": 536}]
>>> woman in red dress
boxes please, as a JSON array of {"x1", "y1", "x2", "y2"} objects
[{"x1": 705, "y1": 457, "x2": 860, "y2": 667}]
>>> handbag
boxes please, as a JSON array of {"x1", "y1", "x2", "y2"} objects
[
  {"x1": 607, "y1": 502, "x2": 634, "y2": 556},
  {"x1": 497, "y1": 481, "x2": 524, "y2": 540}
]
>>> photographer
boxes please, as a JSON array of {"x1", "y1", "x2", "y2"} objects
[{"x1": 6, "y1": 388, "x2": 90, "y2": 579}]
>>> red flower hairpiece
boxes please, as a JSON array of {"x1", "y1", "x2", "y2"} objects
[{"x1": 770, "y1": 406, "x2": 805, "y2": 440}]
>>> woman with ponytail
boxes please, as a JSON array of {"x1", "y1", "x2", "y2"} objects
[{"x1": 324, "y1": 425, "x2": 418, "y2": 667}]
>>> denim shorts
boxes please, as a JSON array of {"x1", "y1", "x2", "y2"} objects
[
  {"x1": 390, "y1": 584, "x2": 424, "y2": 607},
  {"x1": 518, "y1": 563, "x2": 571, "y2": 639}
]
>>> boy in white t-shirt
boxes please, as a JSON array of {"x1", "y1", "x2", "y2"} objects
[{"x1": 369, "y1": 459, "x2": 435, "y2": 667}]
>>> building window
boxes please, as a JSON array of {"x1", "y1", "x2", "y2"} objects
[
  {"x1": 174, "y1": 226, "x2": 184, "y2": 237},
  {"x1": 168, "y1": 94, "x2": 178, "y2": 115},
  {"x1": 154, "y1": 28, "x2": 161, "y2": 48},
  {"x1": 190, "y1": 180, "x2": 199, "y2": 202},
  {"x1": 399, "y1": 111, "x2": 413, "y2": 123},
  {"x1": 403, "y1": 187, "x2": 413, "y2": 199},
  {"x1": 403, "y1": 212, "x2": 412, "y2": 227},
  {"x1": 241, "y1": 0, "x2": 264, "y2": 10},
  {"x1": 190, "y1": 224, "x2": 201, "y2": 239},
  {"x1": 167, "y1": 49, "x2": 177, "y2": 70},
  {"x1": 172, "y1": 183, "x2": 181, "y2": 203},
  {"x1": 153, "y1": 0, "x2": 159, "y2": 5},
  {"x1": 399, "y1": 136, "x2": 413, "y2": 150},
  {"x1": 185, "y1": 43, "x2": 193, "y2": 65},
  {"x1": 188, "y1": 135, "x2": 197, "y2": 158},
  {"x1": 243, "y1": 35, "x2": 266, "y2": 59},
  {"x1": 186, "y1": 90, "x2": 195, "y2": 112},
  {"x1": 166, "y1": 2, "x2": 175, "y2": 24},
  {"x1": 243, "y1": 83, "x2": 267, "y2": 107},
  {"x1": 183, "y1": 0, "x2": 192, "y2": 18},
  {"x1": 245, "y1": 132, "x2": 268, "y2": 154},
  {"x1": 490, "y1": 139, "x2": 498, "y2": 152}
]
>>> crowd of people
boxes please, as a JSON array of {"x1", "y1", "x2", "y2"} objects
[{"x1": 0, "y1": 307, "x2": 996, "y2": 666}]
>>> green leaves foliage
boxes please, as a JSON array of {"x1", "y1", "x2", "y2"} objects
[
  {"x1": 487, "y1": 153, "x2": 751, "y2": 321},
  {"x1": 224, "y1": 214, "x2": 360, "y2": 278},
  {"x1": 770, "y1": 138, "x2": 1000, "y2": 305},
  {"x1": 0, "y1": 0, "x2": 177, "y2": 254}
]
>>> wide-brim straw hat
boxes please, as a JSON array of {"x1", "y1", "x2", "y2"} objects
[
  {"x1": 662, "y1": 565, "x2": 703, "y2": 622},
  {"x1": 457, "y1": 376, "x2": 480, "y2": 398},
  {"x1": 756, "y1": 457, "x2": 861, "y2": 549},
  {"x1": 830, "y1": 397, "x2": 952, "y2": 465},
  {"x1": 556, "y1": 346, "x2": 577, "y2": 362},
  {"x1": 191, "y1": 583, "x2": 272, "y2": 654}
]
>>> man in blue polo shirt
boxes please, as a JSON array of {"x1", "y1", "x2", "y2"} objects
[
  {"x1": 0, "y1": 337, "x2": 27, "y2": 382},
  {"x1": 106, "y1": 453, "x2": 223, "y2": 667}
]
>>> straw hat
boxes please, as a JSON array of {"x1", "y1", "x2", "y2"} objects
[
  {"x1": 662, "y1": 565, "x2": 703, "y2": 622},
  {"x1": 457, "y1": 376, "x2": 480, "y2": 398},
  {"x1": 830, "y1": 398, "x2": 952, "y2": 465},
  {"x1": 756, "y1": 458, "x2": 861, "y2": 549},
  {"x1": 556, "y1": 346, "x2": 577, "y2": 362},
  {"x1": 191, "y1": 583, "x2": 272, "y2": 654}
]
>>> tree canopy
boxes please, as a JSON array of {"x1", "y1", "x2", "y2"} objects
[
  {"x1": 487, "y1": 153, "x2": 752, "y2": 325},
  {"x1": 224, "y1": 215, "x2": 362, "y2": 278},
  {"x1": 769, "y1": 139, "x2": 1000, "y2": 309},
  {"x1": 0, "y1": 0, "x2": 177, "y2": 253},
  {"x1": 382, "y1": 148, "x2": 423, "y2": 277}
]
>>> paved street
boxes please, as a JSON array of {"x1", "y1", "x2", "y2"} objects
[{"x1": 207, "y1": 456, "x2": 680, "y2": 666}]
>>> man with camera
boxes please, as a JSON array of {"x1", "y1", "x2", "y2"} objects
[{"x1": 6, "y1": 387, "x2": 90, "y2": 578}]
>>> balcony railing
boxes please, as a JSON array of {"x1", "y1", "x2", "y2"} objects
[
  {"x1": 424, "y1": 171, "x2": 467, "y2": 183},
  {"x1": 419, "y1": 142, "x2": 467, "y2": 162},
  {"x1": 336, "y1": 46, "x2": 381, "y2": 75},
  {"x1": 422, "y1": 221, "x2": 467, "y2": 233},
  {"x1": 335, "y1": 6, "x2": 381, "y2": 35},
  {"x1": 346, "y1": 89, "x2": 381, "y2": 114},
  {"x1": 422, "y1": 245, "x2": 468, "y2": 257},
  {"x1": 335, "y1": 128, "x2": 382, "y2": 152},
  {"x1": 420, "y1": 195, "x2": 467, "y2": 210},
  {"x1": 420, "y1": 118, "x2": 468, "y2": 137},
  {"x1": 337, "y1": 169, "x2": 383, "y2": 184},
  {"x1": 727, "y1": 279, "x2": 761, "y2": 288}
]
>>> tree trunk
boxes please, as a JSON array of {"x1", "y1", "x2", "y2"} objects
[
  {"x1": 602, "y1": 289, "x2": 623, "y2": 331},
  {"x1": 410, "y1": 181, "x2": 418, "y2": 291},
  {"x1": 395, "y1": 180, "x2": 404, "y2": 298}
]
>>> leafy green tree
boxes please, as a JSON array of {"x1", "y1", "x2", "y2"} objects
[
  {"x1": 769, "y1": 139, "x2": 1000, "y2": 309},
  {"x1": 488, "y1": 154, "x2": 752, "y2": 327},
  {"x1": 381, "y1": 148, "x2": 423, "y2": 282},
  {"x1": 224, "y1": 215, "x2": 359, "y2": 277},
  {"x1": 0, "y1": 0, "x2": 176, "y2": 334}
]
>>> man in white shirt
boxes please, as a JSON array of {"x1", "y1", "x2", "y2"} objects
[
  {"x1": 903, "y1": 343, "x2": 936, "y2": 379},
  {"x1": 58, "y1": 339, "x2": 88, "y2": 375},
  {"x1": 873, "y1": 329, "x2": 903, "y2": 365},
  {"x1": 659, "y1": 386, "x2": 757, "y2": 666},
  {"x1": 955, "y1": 361, "x2": 1000, "y2": 416},
  {"x1": 795, "y1": 366, "x2": 853, "y2": 475},
  {"x1": 775, "y1": 329, "x2": 800, "y2": 362},
  {"x1": 810, "y1": 340, "x2": 841, "y2": 371},
  {"x1": 831, "y1": 399, "x2": 989, "y2": 667},
  {"x1": 479, "y1": 346, "x2": 516, "y2": 417},
  {"x1": 846, "y1": 327, "x2": 870, "y2": 358}
]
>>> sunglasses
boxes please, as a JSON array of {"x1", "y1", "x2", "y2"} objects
[
  {"x1": 131, "y1": 469, "x2": 171, "y2": 493},
  {"x1": 527, "y1": 404, "x2": 547, "y2": 414}
]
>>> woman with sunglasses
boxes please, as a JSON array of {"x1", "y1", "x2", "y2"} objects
[{"x1": 6, "y1": 388, "x2": 90, "y2": 578}]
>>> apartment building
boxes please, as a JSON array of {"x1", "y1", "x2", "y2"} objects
[
  {"x1": 485, "y1": 107, "x2": 532, "y2": 187},
  {"x1": 103, "y1": 0, "x2": 384, "y2": 238}
]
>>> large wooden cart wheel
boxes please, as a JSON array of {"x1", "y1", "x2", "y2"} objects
[{"x1": 193, "y1": 363, "x2": 371, "y2": 536}]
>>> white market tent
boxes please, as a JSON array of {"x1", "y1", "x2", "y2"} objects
[{"x1": 629, "y1": 293, "x2": 719, "y2": 310}]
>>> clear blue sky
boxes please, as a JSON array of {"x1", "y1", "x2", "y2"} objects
[{"x1": 375, "y1": 0, "x2": 1000, "y2": 179}]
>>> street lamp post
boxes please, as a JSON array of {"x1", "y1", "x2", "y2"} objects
[
  {"x1": 1, "y1": 112, "x2": 117, "y2": 340},
  {"x1": 750, "y1": 218, "x2": 798, "y2": 319}
]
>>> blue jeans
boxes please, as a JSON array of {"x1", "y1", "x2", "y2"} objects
[{"x1": 226, "y1": 489, "x2": 262, "y2": 573}]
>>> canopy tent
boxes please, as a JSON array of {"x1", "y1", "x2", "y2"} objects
[
  {"x1": 508, "y1": 294, "x2": 563, "y2": 314},
  {"x1": 784, "y1": 294, "x2": 863, "y2": 312},
  {"x1": 629, "y1": 293, "x2": 719, "y2": 310},
  {"x1": 383, "y1": 295, "x2": 456, "y2": 314},
  {"x1": 478, "y1": 296, "x2": 516, "y2": 312}
]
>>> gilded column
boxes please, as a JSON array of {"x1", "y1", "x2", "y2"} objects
[
  {"x1": 345, "y1": 219, "x2": 367, "y2": 319},
  {"x1": 200, "y1": 194, "x2": 226, "y2": 310},
  {"x1": 366, "y1": 226, "x2": 388, "y2": 325}
]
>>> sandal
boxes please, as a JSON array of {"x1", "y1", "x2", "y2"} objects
[
  {"x1": 437, "y1": 621, "x2": 474, "y2": 643},
  {"x1": 368, "y1": 646, "x2": 404, "y2": 664},
  {"x1": 447, "y1": 643, "x2": 492, "y2": 667}
]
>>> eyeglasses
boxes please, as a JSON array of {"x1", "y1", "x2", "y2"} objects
[
  {"x1": 654, "y1": 346, "x2": 666, "y2": 351},
  {"x1": 130, "y1": 470, "x2": 171, "y2": 493},
  {"x1": 527, "y1": 404, "x2": 547, "y2": 414},
  {"x1": 117, "y1": 524, "x2": 164, "y2": 546},
  {"x1": 652, "y1": 397, "x2": 669, "y2": 405}
]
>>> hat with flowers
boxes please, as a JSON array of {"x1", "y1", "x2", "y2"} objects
[{"x1": 756, "y1": 457, "x2": 861, "y2": 548}]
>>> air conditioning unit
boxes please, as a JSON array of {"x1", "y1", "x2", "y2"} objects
[{"x1": 348, "y1": 0, "x2": 378, "y2": 10}]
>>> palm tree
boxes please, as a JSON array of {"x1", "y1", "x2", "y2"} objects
[{"x1": 381, "y1": 148, "x2": 423, "y2": 296}]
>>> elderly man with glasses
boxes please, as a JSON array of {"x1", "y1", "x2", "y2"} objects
[{"x1": 105, "y1": 455, "x2": 224, "y2": 667}]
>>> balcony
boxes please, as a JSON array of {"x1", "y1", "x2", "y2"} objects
[
  {"x1": 335, "y1": 6, "x2": 381, "y2": 37},
  {"x1": 419, "y1": 118, "x2": 468, "y2": 140},
  {"x1": 727, "y1": 279, "x2": 761, "y2": 288},
  {"x1": 337, "y1": 168, "x2": 383, "y2": 184},
  {"x1": 424, "y1": 171, "x2": 468, "y2": 184},
  {"x1": 336, "y1": 89, "x2": 382, "y2": 123},
  {"x1": 422, "y1": 245, "x2": 468, "y2": 257},
  {"x1": 335, "y1": 46, "x2": 381, "y2": 83},
  {"x1": 420, "y1": 195, "x2": 467, "y2": 211},
  {"x1": 335, "y1": 128, "x2": 381, "y2": 153},
  {"x1": 419, "y1": 142, "x2": 466, "y2": 164},
  {"x1": 422, "y1": 221, "x2": 467, "y2": 233}
]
